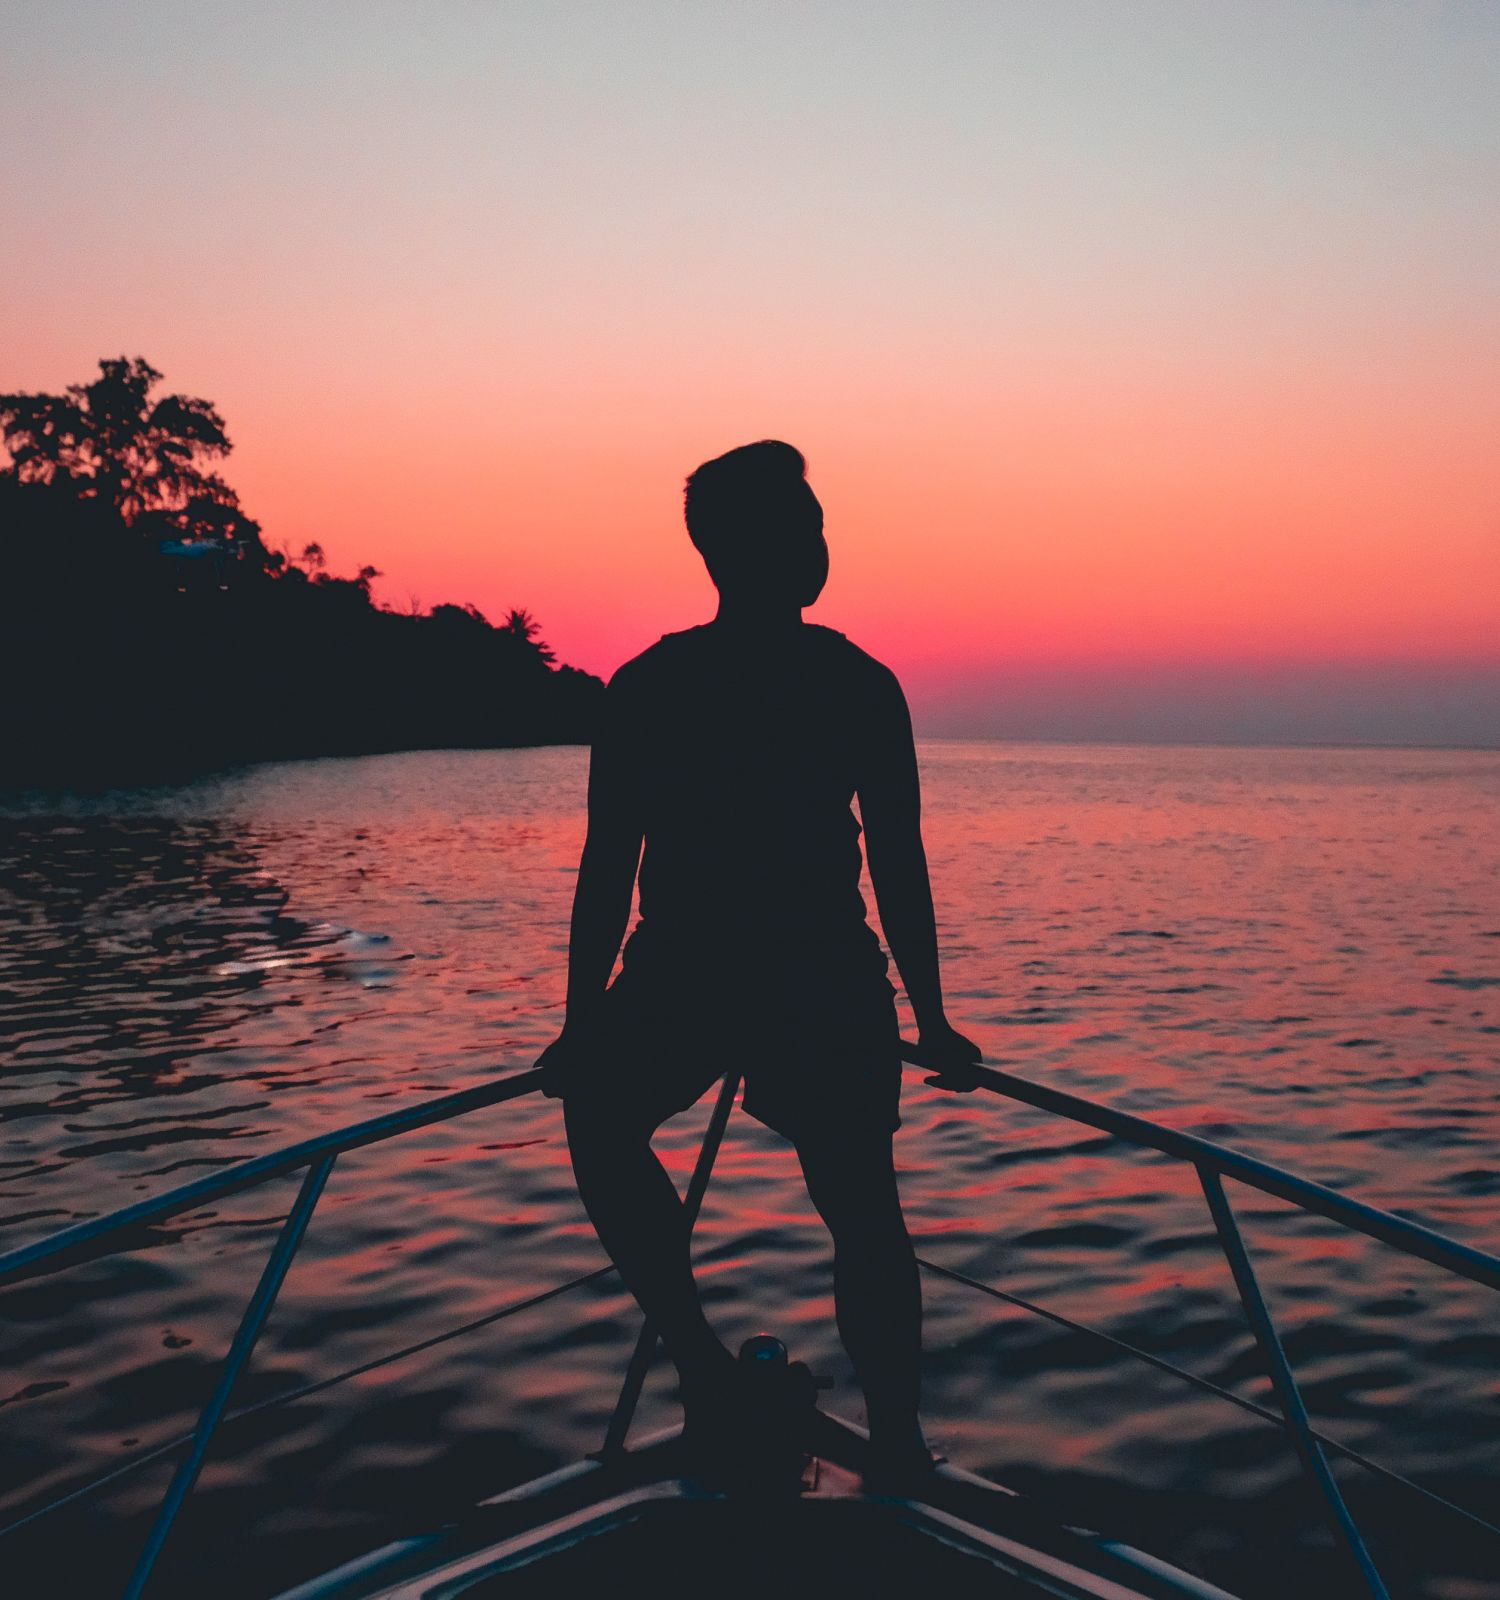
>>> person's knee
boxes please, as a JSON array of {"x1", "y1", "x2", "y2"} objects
[
  {"x1": 564, "y1": 1085, "x2": 655, "y2": 1154},
  {"x1": 564, "y1": 1087, "x2": 623, "y2": 1149},
  {"x1": 808, "y1": 1170, "x2": 912, "y2": 1263},
  {"x1": 827, "y1": 1208, "x2": 912, "y2": 1264},
  {"x1": 799, "y1": 1134, "x2": 900, "y2": 1211}
]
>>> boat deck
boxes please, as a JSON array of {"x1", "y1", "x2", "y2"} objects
[
  {"x1": 467, "y1": 1494, "x2": 1042, "y2": 1599},
  {"x1": 277, "y1": 1415, "x2": 1238, "y2": 1600}
]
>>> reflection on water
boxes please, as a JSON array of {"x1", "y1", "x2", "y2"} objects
[{"x1": 1, "y1": 744, "x2": 1498, "y2": 1597}]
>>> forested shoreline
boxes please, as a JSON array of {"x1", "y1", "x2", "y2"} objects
[{"x1": 1, "y1": 358, "x2": 603, "y2": 789}]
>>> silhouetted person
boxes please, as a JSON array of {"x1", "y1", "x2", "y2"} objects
[{"x1": 539, "y1": 440, "x2": 979, "y2": 1476}]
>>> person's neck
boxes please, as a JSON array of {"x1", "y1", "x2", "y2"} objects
[{"x1": 712, "y1": 595, "x2": 804, "y2": 631}]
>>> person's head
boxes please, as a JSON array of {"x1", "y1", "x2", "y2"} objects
[{"x1": 683, "y1": 440, "x2": 828, "y2": 609}]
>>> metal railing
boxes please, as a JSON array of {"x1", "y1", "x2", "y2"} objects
[
  {"x1": 0, "y1": 1066, "x2": 551, "y2": 1599},
  {"x1": 2, "y1": 1048, "x2": 1498, "y2": 1600},
  {"x1": 896, "y1": 1046, "x2": 1500, "y2": 1600}
]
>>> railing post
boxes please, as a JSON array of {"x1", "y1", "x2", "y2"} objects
[
  {"x1": 599, "y1": 1072, "x2": 741, "y2": 1457},
  {"x1": 123, "y1": 1153, "x2": 336, "y2": 1600},
  {"x1": 1198, "y1": 1164, "x2": 1391, "y2": 1600}
]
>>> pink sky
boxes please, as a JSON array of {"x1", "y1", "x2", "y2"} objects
[{"x1": 3, "y1": 3, "x2": 1497, "y2": 739}]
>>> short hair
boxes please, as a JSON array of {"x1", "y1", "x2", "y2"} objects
[{"x1": 683, "y1": 440, "x2": 821, "y2": 572}]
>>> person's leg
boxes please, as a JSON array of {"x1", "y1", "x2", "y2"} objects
[
  {"x1": 794, "y1": 1121, "x2": 927, "y2": 1465},
  {"x1": 564, "y1": 1084, "x2": 733, "y2": 1403}
]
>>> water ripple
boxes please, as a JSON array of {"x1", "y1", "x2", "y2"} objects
[{"x1": 1, "y1": 743, "x2": 1498, "y2": 1597}]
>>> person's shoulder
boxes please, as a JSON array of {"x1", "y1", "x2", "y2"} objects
[
  {"x1": 803, "y1": 625, "x2": 903, "y2": 698},
  {"x1": 802, "y1": 622, "x2": 885, "y2": 669},
  {"x1": 606, "y1": 627, "x2": 711, "y2": 694}
]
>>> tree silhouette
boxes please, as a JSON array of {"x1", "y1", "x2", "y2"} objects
[
  {"x1": 0, "y1": 356, "x2": 262, "y2": 558},
  {"x1": 502, "y1": 607, "x2": 557, "y2": 664},
  {"x1": 0, "y1": 356, "x2": 604, "y2": 786}
]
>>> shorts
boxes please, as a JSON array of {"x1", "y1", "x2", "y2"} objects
[{"x1": 562, "y1": 960, "x2": 903, "y2": 1142}]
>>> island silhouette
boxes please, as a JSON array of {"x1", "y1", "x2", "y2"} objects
[{"x1": 0, "y1": 357, "x2": 603, "y2": 788}]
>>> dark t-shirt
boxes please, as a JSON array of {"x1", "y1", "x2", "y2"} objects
[{"x1": 597, "y1": 621, "x2": 904, "y2": 1001}]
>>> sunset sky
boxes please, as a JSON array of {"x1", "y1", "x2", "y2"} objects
[{"x1": 3, "y1": 1, "x2": 1497, "y2": 742}]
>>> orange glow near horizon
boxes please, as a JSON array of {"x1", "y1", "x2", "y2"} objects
[
  {"x1": 212, "y1": 316, "x2": 1500, "y2": 685},
  {"x1": 3, "y1": 4, "x2": 1498, "y2": 736}
]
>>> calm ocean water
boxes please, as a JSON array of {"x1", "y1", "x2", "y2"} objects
[{"x1": 2, "y1": 742, "x2": 1497, "y2": 1598}]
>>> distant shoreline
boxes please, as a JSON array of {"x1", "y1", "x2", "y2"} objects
[
  {"x1": 2, "y1": 362, "x2": 607, "y2": 798},
  {"x1": 6, "y1": 733, "x2": 1498, "y2": 808},
  {"x1": 0, "y1": 734, "x2": 595, "y2": 802},
  {"x1": 912, "y1": 734, "x2": 1500, "y2": 754}
]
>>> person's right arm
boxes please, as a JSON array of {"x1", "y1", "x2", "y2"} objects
[{"x1": 857, "y1": 664, "x2": 980, "y2": 1078}]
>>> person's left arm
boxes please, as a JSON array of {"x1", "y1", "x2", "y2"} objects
[{"x1": 537, "y1": 676, "x2": 643, "y2": 1091}]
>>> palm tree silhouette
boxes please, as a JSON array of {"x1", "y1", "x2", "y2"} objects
[{"x1": 502, "y1": 607, "x2": 557, "y2": 665}]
